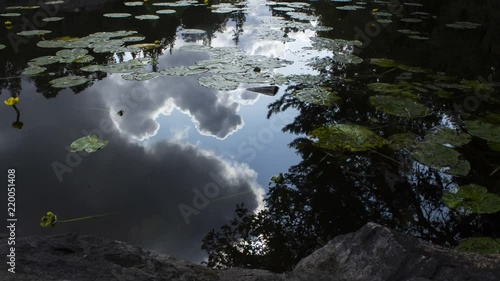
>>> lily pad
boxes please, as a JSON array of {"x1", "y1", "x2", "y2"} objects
[
  {"x1": 0, "y1": 44, "x2": 6, "y2": 50},
  {"x1": 156, "y1": 9, "x2": 176, "y2": 14},
  {"x1": 310, "y1": 124, "x2": 385, "y2": 152},
  {"x1": 49, "y1": 75, "x2": 89, "y2": 88},
  {"x1": 425, "y1": 128, "x2": 471, "y2": 147},
  {"x1": 455, "y1": 237, "x2": 500, "y2": 254},
  {"x1": 370, "y1": 95, "x2": 429, "y2": 118},
  {"x1": 103, "y1": 13, "x2": 132, "y2": 18},
  {"x1": 446, "y1": 22, "x2": 481, "y2": 29},
  {"x1": 293, "y1": 87, "x2": 341, "y2": 106},
  {"x1": 124, "y1": 2, "x2": 143, "y2": 6},
  {"x1": 21, "y1": 65, "x2": 46, "y2": 76},
  {"x1": 1, "y1": 13, "x2": 22, "y2": 17},
  {"x1": 198, "y1": 75, "x2": 239, "y2": 91},
  {"x1": 464, "y1": 117, "x2": 500, "y2": 143},
  {"x1": 69, "y1": 135, "x2": 109, "y2": 153},
  {"x1": 17, "y1": 30, "x2": 52, "y2": 36},
  {"x1": 29, "y1": 55, "x2": 61, "y2": 66},
  {"x1": 410, "y1": 142, "x2": 470, "y2": 176},
  {"x1": 121, "y1": 72, "x2": 159, "y2": 81},
  {"x1": 160, "y1": 66, "x2": 208, "y2": 76},
  {"x1": 42, "y1": 17, "x2": 64, "y2": 22},
  {"x1": 443, "y1": 184, "x2": 500, "y2": 214},
  {"x1": 135, "y1": 15, "x2": 160, "y2": 20},
  {"x1": 369, "y1": 58, "x2": 398, "y2": 68},
  {"x1": 387, "y1": 133, "x2": 418, "y2": 151}
]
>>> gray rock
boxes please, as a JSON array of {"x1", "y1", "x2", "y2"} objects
[{"x1": 1, "y1": 223, "x2": 498, "y2": 281}]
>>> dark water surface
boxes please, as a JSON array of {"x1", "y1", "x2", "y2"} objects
[{"x1": 1, "y1": 0, "x2": 499, "y2": 263}]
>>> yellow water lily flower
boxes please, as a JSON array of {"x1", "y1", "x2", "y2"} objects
[
  {"x1": 40, "y1": 211, "x2": 58, "y2": 227},
  {"x1": 5, "y1": 21, "x2": 12, "y2": 25},
  {"x1": 372, "y1": 8, "x2": 379, "y2": 12},
  {"x1": 154, "y1": 40, "x2": 161, "y2": 44},
  {"x1": 4, "y1": 97, "x2": 19, "y2": 106}
]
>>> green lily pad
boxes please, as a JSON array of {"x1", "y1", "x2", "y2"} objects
[
  {"x1": 17, "y1": 30, "x2": 52, "y2": 36},
  {"x1": 122, "y1": 72, "x2": 159, "y2": 81},
  {"x1": 160, "y1": 66, "x2": 208, "y2": 76},
  {"x1": 0, "y1": 44, "x2": 6, "y2": 50},
  {"x1": 21, "y1": 65, "x2": 46, "y2": 76},
  {"x1": 410, "y1": 142, "x2": 470, "y2": 176},
  {"x1": 49, "y1": 75, "x2": 89, "y2": 88},
  {"x1": 1, "y1": 13, "x2": 22, "y2": 17},
  {"x1": 29, "y1": 55, "x2": 62, "y2": 66},
  {"x1": 425, "y1": 128, "x2": 471, "y2": 147},
  {"x1": 464, "y1": 118, "x2": 500, "y2": 143},
  {"x1": 387, "y1": 133, "x2": 418, "y2": 151},
  {"x1": 310, "y1": 124, "x2": 385, "y2": 152},
  {"x1": 369, "y1": 95, "x2": 429, "y2": 118},
  {"x1": 367, "y1": 83, "x2": 416, "y2": 98},
  {"x1": 103, "y1": 13, "x2": 132, "y2": 18},
  {"x1": 369, "y1": 58, "x2": 399, "y2": 68},
  {"x1": 69, "y1": 134, "x2": 108, "y2": 153},
  {"x1": 80, "y1": 65, "x2": 103, "y2": 72},
  {"x1": 156, "y1": 9, "x2": 176, "y2": 14},
  {"x1": 400, "y1": 18, "x2": 422, "y2": 23},
  {"x1": 443, "y1": 184, "x2": 500, "y2": 214},
  {"x1": 42, "y1": 17, "x2": 64, "y2": 22},
  {"x1": 124, "y1": 2, "x2": 143, "y2": 6},
  {"x1": 56, "y1": 48, "x2": 88, "y2": 58},
  {"x1": 488, "y1": 142, "x2": 500, "y2": 151},
  {"x1": 135, "y1": 15, "x2": 160, "y2": 20},
  {"x1": 455, "y1": 237, "x2": 500, "y2": 254},
  {"x1": 293, "y1": 87, "x2": 341, "y2": 106},
  {"x1": 446, "y1": 22, "x2": 481, "y2": 29},
  {"x1": 198, "y1": 75, "x2": 239, "y2": 91}
]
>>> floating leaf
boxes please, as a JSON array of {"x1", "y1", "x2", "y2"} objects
[
  {"x1": 446, "y1": 22, "x2": 481, "y2": 29},
  {"x1": 0, "y1": 44, "x2": 5, "y2": 50},
  {"x1": 443, "y1": 184, "x2": 500, "y2": 214},
  {"x1": 310, "y1": 124, "x2": 385, "y2": 152},
  {"x1": 410, "y1": 142, "x2": 470, "y2": 176},
  {"x1": 135, "y1": 15, "x2": 160, "y2": 20},
  {"x1": 425, "y1": 128, "x2": 471, "y2": 147},
  {"x1": 156, "y1": 9, "x2": 176, "y2": 14},
  {"x1": 29, "y1": 55, "x2": 61, "y2": 66},
  {"x1": 1, "y1": 13, "x2": 21, "y2": 17},
  {"x1": 369, "y1": 58, "x2": 398, "y2": 67},
  {"x1": 400, "y1": 18, "x2": 422, "y2": 23},
  {"x1": 103, "y1": 13, "x2": 132, "y2": 18},
  {"x1": 69, "y1": 134, "x2": 109, "y2": 153},
  {"x1": 370, "y1": 95, "x2": 429, "y2": 118},
  {"x1": 21, "y1": 65, "x2": 46, "y2": 76},
  {"x1": 387, "y1": 133, "x2": 418, "y2": 151},
  {"x1": 198, "y1": 75, "x2": 239, "y2": 91},
  {"x1": 160, "y1": 65, "x2": 208, "y2": 76},
  {"x1": 49, "y1": 75, "x2": 89, "y2": 88},
  {"x1": 293, "y1": 87, "x2": 341, "y2": 106},
  {"x1": 464, "y1": 117, "x2": 500, "y2": 143},
  {"x1": 124, "y1": 1, "x2": 144, "y2": 6},
  {"x1": 121, "y1": 72, "x2": 159, "y2": 81},
  {"x1": 17, "y1": 30, "x2": 51, "y2": 36},
  {"x1": 42, "y1": 17, "x2": 64, "y2": 22},
  {"x1": 455, "y1": 237, "x2": 500, "y2": 254}
]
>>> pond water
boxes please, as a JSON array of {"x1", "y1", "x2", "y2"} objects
[{"x1": 1, "y1": 0, "x2": 499, "y2": 265}]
